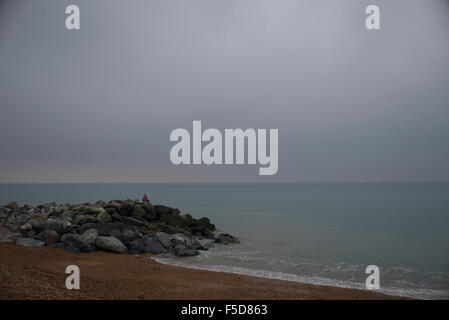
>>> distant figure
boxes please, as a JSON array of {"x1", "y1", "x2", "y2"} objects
[{"x1": 143, "y1": 194, "x2": 149, "y2": 204}]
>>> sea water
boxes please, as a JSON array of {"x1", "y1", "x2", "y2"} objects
[{"x1": 1, "y1": 183, "x2": 448, "y2": 299}]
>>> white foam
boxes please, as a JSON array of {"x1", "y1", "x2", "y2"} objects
[{"x1": 152, "y1": 255, "x2": 449, "y2": 300}]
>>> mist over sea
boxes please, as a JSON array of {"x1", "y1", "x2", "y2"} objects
[{"x1": 1, "y1": 183, "x2": 448, "y2": 299}]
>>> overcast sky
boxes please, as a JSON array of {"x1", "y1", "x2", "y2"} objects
[{"x1": 1, "y1": 0, "x2": 449, "y2": 183}]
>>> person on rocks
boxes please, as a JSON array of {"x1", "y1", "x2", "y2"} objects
[{"x1": 143, "y1": 194, "x2": 149, "y2": 204}]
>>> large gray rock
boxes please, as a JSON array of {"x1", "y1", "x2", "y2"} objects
[
  {"x1": 131, "y1": 205, "x2": 146, "y2": 218},
  {"x1": 127, "y1": 239, "x2": 145, "y2": 254},
  {"x1": 110, "y1": 229, "x2": 127, "y2": 244},
  {"x1": 174, "y1": 244, "x2": 199, "y2": 257},
  {"x1": 172, "y1": 233, "x2": 192, "y2": 246},
  {"x1": 142, "y1": 237, "x2": 165, "y2": 254},
  {"x1": 120, "y1": 216, "x2": 145, "y2": 227},
  {"x1": 198, "y1": 238, "x2": 215, "y2": 250},
  {"x1": 84, "y1": 207, "x2": 105, "y2": 215},
  {"x1": 0, "y1": 226, "x2": 21, "y2": 243},
  {"x1": 122, "y1": 228, "x2": 136, "y2": 242},
  {"x1": 96, "y1": 211, "x2": 112, "y2": 223},
  {"x1": 64, "y1": 236, "x2": 96, "y2": 252},
  {"x1": 34, "y1": 229, "x2": 60, "y2": 244},
  {"x1": 96, "y1": 236, "x2": 127, "y2": 253},
  {"x1": 61, "y1": 233, "x2": 80, "y2": 242},
  {"x1": 215, "y1": 233, "x2": 240, "y2": 245},
  {"x1": 32, "y1": 218, "x2": 72, "y2": 234},
  {"x1": 16, "y1": 238, "x2": 45, "y2": 248},
  {"x1": 74, "y1": 215, "x2": 88, "y2": 225},
  {"x1": 16, "y1": 214, "x2": 32, "y2": 224},
  {"x1": 160, "y1": 213, "x2": 187, "y2": 228},
  {"x1": 143, "y1": 202, "x2": 156, "y2": 215},
  {"x1": 156, "y1": 232, "x2": 171, "y2": 248},
  {"x1": 155, "y1": 205, "x2": 180, "y2": 215},
  {"x1": 82, "y1": 223, "x2": 124, "y2": 236},
  {"x1": 107, "y1": 201, "x2": 122, "y2": 210},
  {"x1": 81, "y1": 228, "x2": 98, "y2": 245}
]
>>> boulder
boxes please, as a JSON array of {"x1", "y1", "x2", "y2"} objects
[
  {"x1": 119, "y1": 201, "x2": 135, "y2": 216},
  {"x1": 96, "y1": 236, "x2": 127, "y2": 253},
  {"x1": 16, "y1": 238, "x2": 45, "y2": 248},
  {"x1": 32, "y1": 218, "x2": 72, "y2": 235},
  {"x1": 171, "y1": 233, "x2": 192, "y2": 246},
  {"x1": 122, "y1": 228, "x2": 136, "y2": 242},
  {"x1": 215, "y1": 233, "x2": 240, "y2": 244},
  {"x1": 82, "y1": 223, "x2": 124, "y2": 236},
  {"x1": 132, "y1": 205, "x2": 146, "y2": 218},
  {"x1": 143, "y1": 202, "x2": 156, "y2": 215},
  {"x1": 0, "y1": 226, "x2": 21, "y2": 243},
  {"x1": 174, "y1": 244, "x2": 199, "y2": 257},
  {"x1": 127, "y1": 239, "x2": 145, "y2": 254},
  {"x1": 142, "y1": 237, "x2": 165, "y2": 254},
  {"x1": 81, "y1": 228, "x2": 98, "y2": 245},
  {"x1": 156, "y1": 232, "x2": 171, "y2": 248},
  {"x1": 74, "y1": 215, "x2": 88, "y2": 225},
  {"x1": 34, "y1": 229, "x2": 60, "y2": 244},
  {"x1": 160, "y1": 213, "x2": 187, "y2": 229},
  {"x1": 64, "y1": 236, "x2": 96, "y2": 253},
  {"x1": 84, "y1": 207, "x2": 105, "y2": 215},
  {"x1": 110, "y1": 229, "x2": 127, "y2": 244},
  {"x1": 197, "y1": 217, "x2": 215, "y2": 231},
  {"x1": 198, "y1": 239, "x2": 215, "y2": 250},
  {"x1": 155, "y1": 205, "x2": 180, "y2": 215},
  {"x1": 60, "y1": 211, "x2": 74, "y2": 220},
  {"x1": 16, "y1": 214, "x2": 32, "y2": 224},
  {"x1": 190, "y1": 241, "x2": 209, "y2": 251},
  {"x1": 107, "y1": 201, "x2": 122, "y2": 210},
  {"x1": 120, "y1": 216, "x2": 145, "y2": 228},
  {"x1": 96, "y1": 211, "x2": 112, "y2": 223},
  {"x1": 184, "y1": 214, "x2": 215, "y2": 236}
]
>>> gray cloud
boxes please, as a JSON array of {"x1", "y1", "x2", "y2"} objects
[{"x1": 1, "y1": 0, "x2": 449, "y2": 182}]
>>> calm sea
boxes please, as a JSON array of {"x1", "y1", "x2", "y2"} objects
[{"x1": 1, "y1": 183, "x2": 448, "y2": 299}]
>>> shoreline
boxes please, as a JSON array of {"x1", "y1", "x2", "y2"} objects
[
  {"x1": 152, "y1": 255, "x2": 414, "y2": 299},
  {"x1": 0, "y1": 243, "x2": 407, "y2": 300}
]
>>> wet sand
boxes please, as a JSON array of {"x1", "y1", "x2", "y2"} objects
[{"x1": 0, "y1": 243, "x2": 405, "y2": 300}]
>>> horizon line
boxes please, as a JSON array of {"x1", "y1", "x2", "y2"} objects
[{"x1": 1, "y1": 181, "x2": 448, "y2": 185}]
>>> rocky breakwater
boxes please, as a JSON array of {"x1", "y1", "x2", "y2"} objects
[{"x1": 0, "y1": 200, "x2": 239, "y2": 257}]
